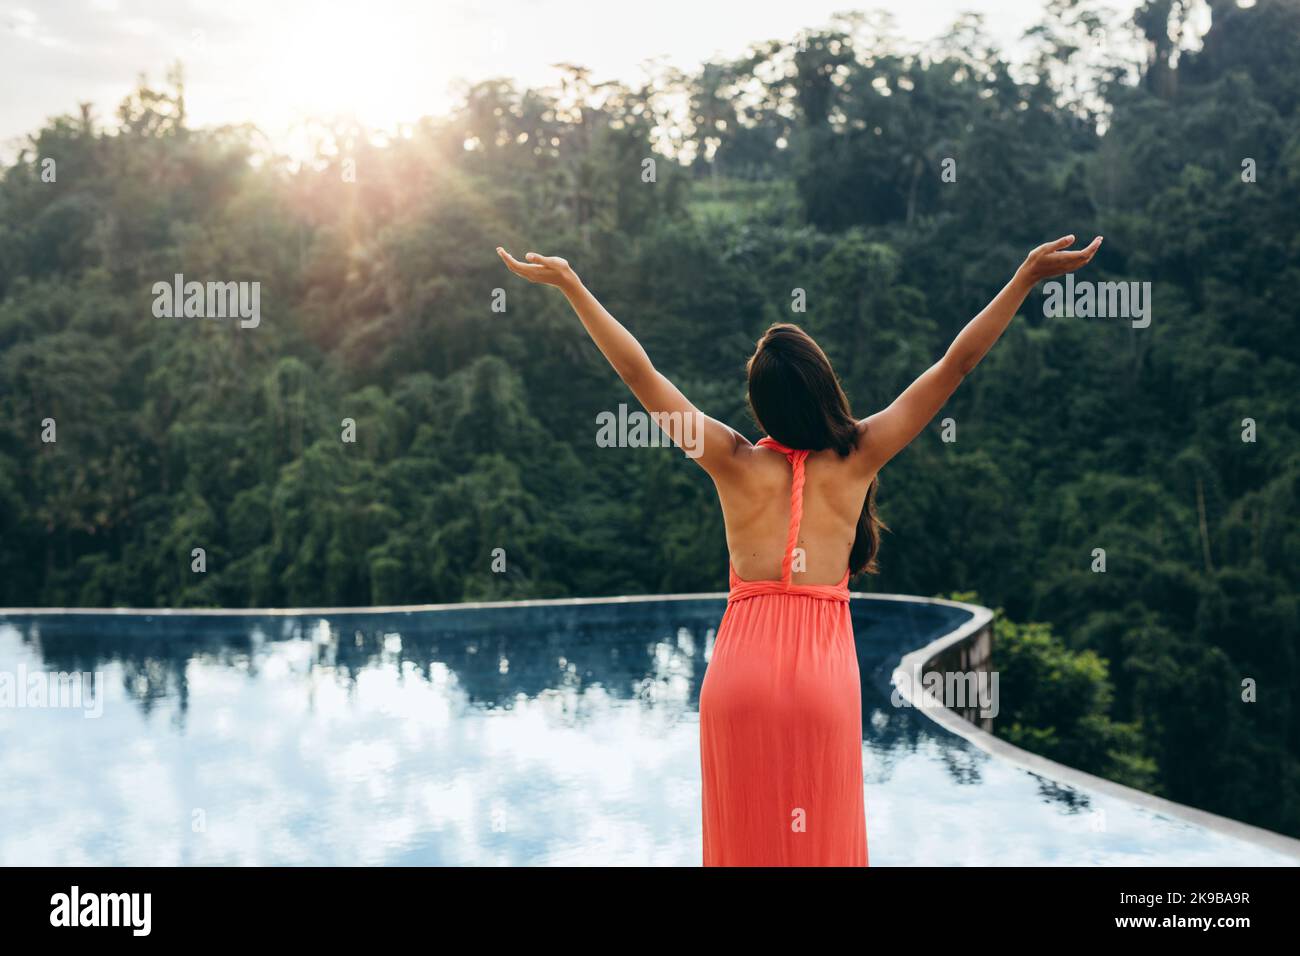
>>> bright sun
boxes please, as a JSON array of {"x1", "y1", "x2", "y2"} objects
[{"x1": 264, "y1": 9, "x2": 443, "y2": 129}]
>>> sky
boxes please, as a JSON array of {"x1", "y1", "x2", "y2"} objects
[{"x1": 1, "y1": 0, "x2": 1137, "y2": 156}]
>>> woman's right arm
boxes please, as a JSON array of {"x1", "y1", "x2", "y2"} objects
[{"x1": 856, "y1": 234, "x2": 1101, "y2": 472}]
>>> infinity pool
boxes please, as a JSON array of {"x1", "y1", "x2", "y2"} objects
[{"x1": 0, "y1": 596, "x2": 1294, "y2": 866}]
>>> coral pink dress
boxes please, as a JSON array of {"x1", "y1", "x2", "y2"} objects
[{"x1": 699, "y1": 437, "x2": 868, "y2": 866}]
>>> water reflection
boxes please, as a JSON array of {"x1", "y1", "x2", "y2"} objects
[{"x1": 0, "y1": 598, "x2": 1292, "y2": 866}]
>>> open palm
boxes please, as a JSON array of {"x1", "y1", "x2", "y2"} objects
[
  {"x1": 1019, "y1": 234, "x2": 1102, "y2": 283},
  {"x1": 497, "y1": 247, "x2": 576, "y2": 288}
]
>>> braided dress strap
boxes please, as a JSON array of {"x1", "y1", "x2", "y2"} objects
[{"x1": 756, "y1": 437, "x2": 809, "y2": 588}]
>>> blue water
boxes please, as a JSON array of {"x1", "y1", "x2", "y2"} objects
[{"x1": 0, "y1": 597, "x2": 1293, "y2": 866}]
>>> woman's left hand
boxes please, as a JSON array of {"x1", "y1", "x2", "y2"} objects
[{"x1": 496, "y1": 247, "x2": 578, "y2": 290}]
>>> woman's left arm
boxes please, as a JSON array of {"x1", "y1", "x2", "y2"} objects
[{"x1": 497, "y1": 247, "x2": 747, "y2": 476}]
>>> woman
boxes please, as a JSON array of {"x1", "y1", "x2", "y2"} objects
[{"x1": 497, "y1": 234, "x2": 1102, "y2": 865}]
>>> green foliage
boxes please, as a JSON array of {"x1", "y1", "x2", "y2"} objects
[
  {"x1": 990, "y1": 607, "x2": 1160, "y2": 793},
  {"x1": 1, "y1": 2, "x2": 1298, "y2": 836}
]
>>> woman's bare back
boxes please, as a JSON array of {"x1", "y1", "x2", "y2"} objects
[{"x1": 716, "y1": 441, "x2": 875, "y2": 585}]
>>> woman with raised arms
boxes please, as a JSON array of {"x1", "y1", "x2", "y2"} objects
[{"x1": 498, "y1": 234, "x2": 1101, "y2": 866}]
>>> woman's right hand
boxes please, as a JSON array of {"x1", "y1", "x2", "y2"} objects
[{"x1": 1016, "y1": 234, "x2": 1102, "y2": 285}]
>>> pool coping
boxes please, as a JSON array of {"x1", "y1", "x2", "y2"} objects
[
  {"x1": 0, "y1": 593, "x2": 733, "y2": 617},
  {"x1": 5, "y1": 591, "x2": 1298, "y2": 860},
  {"x1": 890, "y1": 594, "x2": 1300, "y2": 861}
]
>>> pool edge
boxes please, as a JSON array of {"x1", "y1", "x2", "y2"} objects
[
  {"x1": 6, "y1": 591, "x2": 1298, "y2": 861},
  {"x1": 892, "y1": 596, "x2": 1300, "y2": 862}
]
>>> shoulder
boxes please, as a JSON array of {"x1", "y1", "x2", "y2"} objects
[
  {"x1": 712, "y1": 437, "x2": 785, "y2": 488},
  {"x1": 826, "y1": 418, "x2": 889, "y2": 481},
  {"x1": 850, "y1": 418, "x2": 884, "y2": 474}
]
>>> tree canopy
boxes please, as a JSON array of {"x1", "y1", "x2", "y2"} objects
[{"x1": 2, "y1": 1, "x2": 1298, "y2": 837}]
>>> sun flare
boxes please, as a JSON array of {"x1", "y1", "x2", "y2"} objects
[{"x1": 267, "y1": 9, "x2": 444, "y2": 127}]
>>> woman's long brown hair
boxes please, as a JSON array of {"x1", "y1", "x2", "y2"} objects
[{"x1": 745, "y1": 323, "x2": 885, "y2": 575}]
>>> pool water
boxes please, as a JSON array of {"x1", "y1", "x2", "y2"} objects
[{"x1": 0, "y1": 597, "x2": 1293, "y2": 866}]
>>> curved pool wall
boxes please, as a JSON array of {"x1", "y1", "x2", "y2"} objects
[
  {"x1": 0, "y1": 593, "x2": 1296, "y2": 866},
  {"x1": 893, "y1": 596, "x2": 1300, "y2": 861}
]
